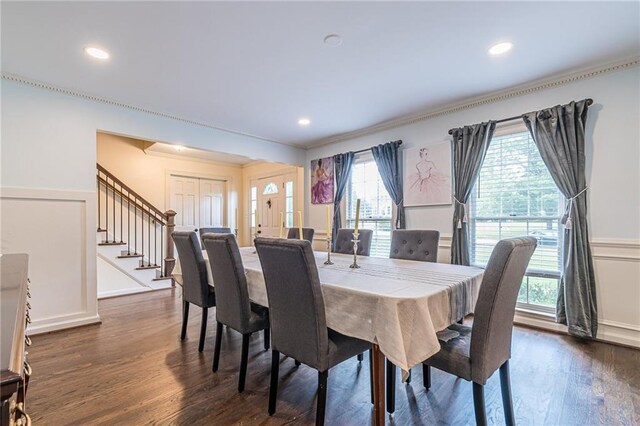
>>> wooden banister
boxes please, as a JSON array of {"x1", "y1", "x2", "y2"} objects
[{"x1": 164, "y1": 210, "x2": 177, "y2": 281}]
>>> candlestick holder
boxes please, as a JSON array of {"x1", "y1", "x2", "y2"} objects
[
  {"x1": 324, "y1": 236, "x2": 334, "y2": 265},
  {"x1": 350, "y1": 232, "x2": 361, "y2": 269}
]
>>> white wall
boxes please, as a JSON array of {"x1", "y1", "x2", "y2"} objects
[
  {"x1": 305, "y1": 65, "x2": 640, "y2": 347},
  {"x1": 0, "y1": 79, "x2": 305, "y2": 334}
]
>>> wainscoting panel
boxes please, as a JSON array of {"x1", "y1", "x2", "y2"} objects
[{"x1": 0, "y1": 187, "x2": 100, "y2": 334}]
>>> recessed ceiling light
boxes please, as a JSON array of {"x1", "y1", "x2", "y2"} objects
[
  {"x1": 298, "y1": 118, "x2": 311, "y2": 126},
  {"x1": 488, "y1": 42, "x2": 513, "y2": 56},
  {"x1": 174, "y1": 145, "x2": 185, "y2": 152},
  {"x1": 323, "y1": 34, "x2": 342, "y2": 47},
  {"x1": 84, "y1": 46, "x2": 110, "y2": 60}
]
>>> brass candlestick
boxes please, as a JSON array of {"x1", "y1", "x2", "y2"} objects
[
  {"x1": 324, "y1": 236, "x2": 334, "y2": 265},
  {"x1": 350, "y1": 232, "x2": 361, "y2": 269}
]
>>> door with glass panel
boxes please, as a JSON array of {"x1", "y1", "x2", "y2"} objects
[{"x1": 257, "y1": 176, "x2": 284, "y2": 237}]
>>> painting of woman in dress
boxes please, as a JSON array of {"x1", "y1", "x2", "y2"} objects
[
  {"x1": 310, "y1": 157, "x2": 334, "y2": 204},
  {"x1": 403, "y1": 143, "x2": 452, "y2": 206}
]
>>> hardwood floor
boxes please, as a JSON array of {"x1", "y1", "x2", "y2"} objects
[{"x1": 27, "y1": 290, "x2": 640, "y2": 425}]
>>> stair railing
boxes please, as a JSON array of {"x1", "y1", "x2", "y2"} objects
[{"x1": 96, "y1": 163, "x2": 176, "y2": 281}]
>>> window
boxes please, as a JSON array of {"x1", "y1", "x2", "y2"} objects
[
  {"x1": 285, "y1": 180, "x2": 294, "y2": 227},
  {"x1": 262, "y1": 182, "x2": 279, "y2": 195},
  {"x1": 250, "y1": 186, "x2": 257, "y2": 228},
  {"x1": 346, "y1": 157, "x2": 393, "y2": 257},
  {"x1": 469, "y1": 128, "x2": 564, "y2": 313}
]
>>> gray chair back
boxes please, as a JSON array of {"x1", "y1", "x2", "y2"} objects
[
  {"x1": 287, "y1": 227, "x2": 315, "y2": 242},
  {"x1": 202, "y1": 233, "x2": 252, "y2": 333},
  {"x1": 199, "y1": 227, "x2": 232, "y2": 246},
  {"x1": 173, "y1": 231, "x2": 213, "y2": 307},
  {"x1": 470, "y1": 237, "x2": 537, "y2": 384},
  {"x1": 255, "y1": 238, "x2": 330, "y2": 371},
  {"x1": 333, "y1": 229, "x2": 373, "y2": 256},
  {"x1": 390, "y1": 230, "x2": 439, "y2": 262}
]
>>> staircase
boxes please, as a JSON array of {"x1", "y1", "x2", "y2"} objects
[{"x1": 96, "y1": 163, "x2": 176, "y2": 298}]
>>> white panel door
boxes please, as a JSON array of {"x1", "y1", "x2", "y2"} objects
[
  {"x1": 169, "y1": 176, "x2": 199, "y2": 232},
  {"x1": 258, "y1": 176, "x2": 285, "y2": 237},
  {"x1": 199, "y1": 179, "x2": 225, "y2": 228}
]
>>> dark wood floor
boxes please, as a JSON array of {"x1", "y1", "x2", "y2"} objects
[{"x1": 27, "y1": 290, "x2": 639, "y2": 425}]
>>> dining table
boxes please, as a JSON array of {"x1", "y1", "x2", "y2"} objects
[{"x1": 173, "y1": 245, "x2": 484, "y2": 425}]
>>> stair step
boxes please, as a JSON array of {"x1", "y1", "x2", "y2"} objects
[
  {"x1": 152, "y1": 276, "x2": 172, "y2": 281},
  {"x1": 136, "y1": 264, "x2": 160, "y2": 270},
  {"x1": 99, "y1": 241, "x2": 127, "y2": 246},
  {"x1": 117, "y1": 253, "x2": 143, "y2": 259}
]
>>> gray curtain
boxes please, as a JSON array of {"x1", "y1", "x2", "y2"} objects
[
  {"x1": 523, "y1": 99, "x2": 597, "y2": 339},
  {"x1": 332, "y1": 152, "x2": 355, "y2": 250},
  {"x1": 451, "y1": 121, "x2": 496, "y2": 265},
  {"x1": 372, "y1": 140, "x2": 405, "y2": 229}
]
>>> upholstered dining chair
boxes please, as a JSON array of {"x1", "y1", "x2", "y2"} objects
[
  {"x1": 422, "y1": 237, "x2": 537, "y2": 426},
  {"x1": 255, "y1": 238, "x2": 371, "y2": 426},
  {"x1": 385, "y1": 229, "x2": 440, "y2": 411},
  {"x1": 172, "y1": 231, "x2": 216, "y2": 352},
  {"x1": 202, "y1": 233, "x2": 270, "y2": 393},
  {"x1": 333, "y1": 228, "x2": 373, "y2": 256},
  {"x1": 389, "y1": 229, "x2": 439, "y2": 262},
  {"x1": 286, "y1": 227, "x2": 315, "y2": 242},
  {"x1": 199, "y1": 227, "x2": 232, "y2": 246}
]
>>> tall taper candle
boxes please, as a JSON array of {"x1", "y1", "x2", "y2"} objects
[
  {"x1": 279, "y1": 212, "x2": 284, "y2": 238},
  {"x1": 326, "y1": 205, "x2": 331, "y2": 238},
  {"x1": 354, "y1": 199, "x2": 361, "y2": 234},
  {"x1": 297, "y1": 211, "x2": 303, "y2": 240}
]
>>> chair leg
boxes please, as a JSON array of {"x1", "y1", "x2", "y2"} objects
[
  {"x1": 499, "y1": 361, "x2": 516, "y2": 426},
  {"x1": 473, "y1": 382, "x2": 487, "y2": 426},
  {"x1": 212, "y1": 321, "x2": 223, "y2": 372},
  {"x1": 198, "y1": 307, "x2": 208, "y2": 352},
  {"x1": 316, "y1": 370, "x2": 328, "y2": 426},
  {"x1": 386, "y1": 359, "x2": 396, "y2": 414},
  {"x1": 357, "y1": 353, "x2": 364, "y2": 362},
  {"x1": 423, "y1": 365, "x2": 431, "y2": 390},
  {"x1": 268, "y1": 350, "x2": 280, "y2": 416},
  {"x1": 180, "y1": 301, "x2": 189, "y2": 340},
  {"x1": 263, "y1": 328, "x2": 270, "y2": 350},
  {"x1": 238, "y1": 333, "x2": 251, "y2": 393},
  {"x1": 369, "y1": 349, "x2": 374, "y2": 404}
]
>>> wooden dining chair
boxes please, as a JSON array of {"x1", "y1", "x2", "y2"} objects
[
  {"x1": 386, "y1": 229, "x2": 440, "y2": 411},
  {"x1": 422, "y1": 237, "x2": 537, "y2": 426},
  {"x1": 255, "y1": 238, "x2": 371, "y2": 426},
  {"x1": 286, "y1": 227, "x2": 315, "y2": 242},
  {"x1": 199, "y1": 227, "x2": 232, "y2": 246},
  {"x1": 333, "y1": 228, "x2": 373, "y2": 256},
  {"x1": 172, "y1": 231, "x2": 216, "y2": 352},
  {"x1": 202, "y1": 233, "x2": 270, "y2": 393}
]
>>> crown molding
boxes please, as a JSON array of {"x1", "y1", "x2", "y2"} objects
[
  {"x1": 0, "y1": 72, "x2": 302, "y2": 149},
  {"x1": 307, "y1": 56, "x2": 640, "y2": 149}
]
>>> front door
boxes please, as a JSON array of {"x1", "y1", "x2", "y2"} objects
[{"x1": 258, "y1": 176, "x2": 285, "y2": 237}]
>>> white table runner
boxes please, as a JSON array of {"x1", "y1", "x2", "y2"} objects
[{"x1": 173, "y1": 247, "x2": 484, "y2": 375}]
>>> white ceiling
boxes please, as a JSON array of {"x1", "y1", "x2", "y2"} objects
[{"x1": 2, "y1": 2, "x2": 639, "y2": 147}]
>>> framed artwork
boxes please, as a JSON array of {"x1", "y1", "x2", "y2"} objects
[
  {"x1": 310, "y1": 157, "x2": 334, "y2": 204},
  {"x1": 403, "y1": 142, "x2": 452, "y2": 206}
]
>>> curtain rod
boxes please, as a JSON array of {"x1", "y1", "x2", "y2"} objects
[
  {"x1": 447, "y1": 98, "x2": 593, "y2": 135},
  {"x1": 352, "y1": 140, "x2": 402, "y2": 155}
]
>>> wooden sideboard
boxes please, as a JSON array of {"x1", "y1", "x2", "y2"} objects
[{"x1": 1, "y1": 254, "x2": 32, "y2": 426}]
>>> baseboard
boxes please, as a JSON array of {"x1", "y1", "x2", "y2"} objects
[
  {"x1": 28, "y1": 313, "x2": 101, "y2": 335},
  {"x1": 98, "y1": 286, "x2": 153, "y2": 299},
  {"x1": 514, "y1": 312, "x2": 640, "y2": 349}
]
